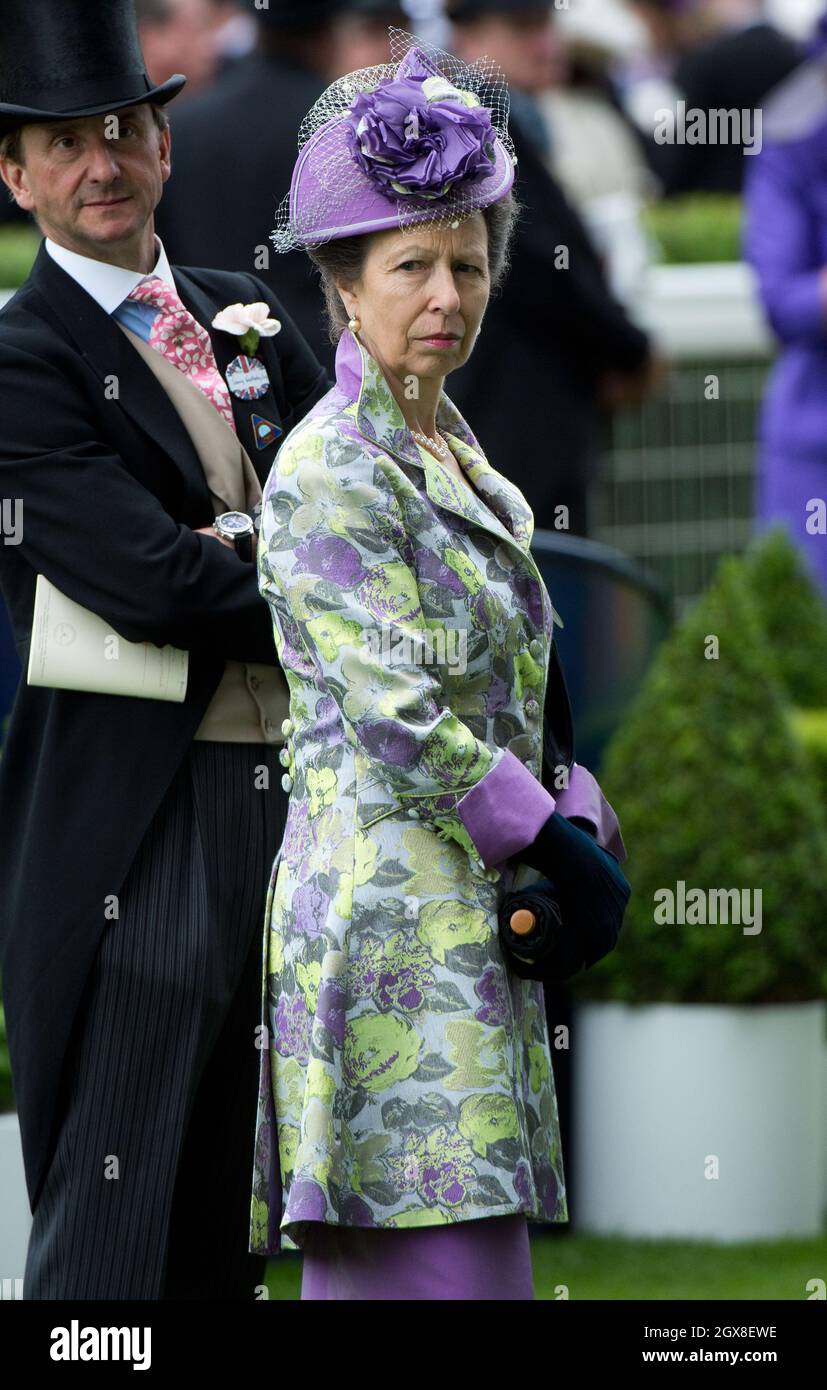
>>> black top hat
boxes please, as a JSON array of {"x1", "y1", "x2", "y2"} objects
[
  {"x1": 257, "y1": 0, "x2": 346, "y2": 29},
  {"x1": 446, "y1": 0, "x2": 553, "y2": 21},
  {"x1": 0, "y1": 0, "x2": 186, "y2": 137},
  {"x1": 337, "y1": 0, "x2": 408, "y2": 16}
]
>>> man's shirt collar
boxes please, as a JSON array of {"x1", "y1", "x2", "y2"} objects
[{"x1": 44, "y1": 233, "x2": 175, "y2": 315}]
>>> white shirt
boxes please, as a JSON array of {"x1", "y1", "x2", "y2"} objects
[{"x1": 44, "y1": 233, "x2": 176, "y2": 314}]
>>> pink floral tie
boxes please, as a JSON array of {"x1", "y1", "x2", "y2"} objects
[{"x1": 127, "y1": 276, "x2": 237, "y2": 434}]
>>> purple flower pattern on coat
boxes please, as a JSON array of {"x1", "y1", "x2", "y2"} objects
[{"x1": 273, "y1": 994, "x2": 312, "y2": 1064}]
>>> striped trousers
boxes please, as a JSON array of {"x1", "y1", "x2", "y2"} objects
[{"x1": 23, "y1": 740, "x2": 286, "y2": 1300}]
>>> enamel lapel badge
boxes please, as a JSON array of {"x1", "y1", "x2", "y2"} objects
[{"x1": 251, "y1": 414, "x2": 283, "y2": 450}]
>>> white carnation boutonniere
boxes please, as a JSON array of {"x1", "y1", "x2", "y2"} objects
[{"x1": 211, "y1": 301, "x2": 282, "y2": 355}]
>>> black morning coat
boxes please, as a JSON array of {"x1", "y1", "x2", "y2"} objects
[{"x1": 0, "y1": 238, "x2": 332, "y2": 1211}]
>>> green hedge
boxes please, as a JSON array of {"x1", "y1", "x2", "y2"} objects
[
  {"x1": 580, "y1": 527, "x2": 827, "y2": 1004},
  {"x1": 642, "y1": 193, "x2": 743, "y2": 265}
]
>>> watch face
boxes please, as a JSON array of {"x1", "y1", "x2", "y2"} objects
[{"x1": 217, "y1": 511, "x2": 253, "y2": 535}]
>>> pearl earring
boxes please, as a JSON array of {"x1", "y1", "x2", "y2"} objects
[{"x1": 348, "y1": 316, "x2": 360, "y2": 336}]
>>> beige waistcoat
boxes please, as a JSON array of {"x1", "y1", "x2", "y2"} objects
[{"x1": 119, "y1": 323, "x2": 288, "y2": 744}]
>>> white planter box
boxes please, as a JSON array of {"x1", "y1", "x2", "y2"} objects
[
  {"x1": 0, "y1": 1113, "x2": 31, "y2": 1292},
  {"x1": 572, "y1": 1001, "x2": 826, "y2": 1241}
]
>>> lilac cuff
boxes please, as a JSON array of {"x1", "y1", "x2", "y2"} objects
[
  {"x1": 554, "y1": 762, "x2": 628, "y2": 863},
  {"x1": 456, "y1": 748, "x2": 556, "y2": 869},
  {"x1": 456, "y1": 752, "x2": 628, "y2": 869}
]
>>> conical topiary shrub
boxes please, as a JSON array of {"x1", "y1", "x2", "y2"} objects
[
  {"x1": 744, "y1": 524, "x2": 827, "y2": 708},
  {"x1": 576, "y1": 552, "x2": 827, "y2": 1004}
]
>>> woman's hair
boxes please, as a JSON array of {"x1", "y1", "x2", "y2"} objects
[{"x1": 306, "y1": 190, "x2": 521, "y2": 346}]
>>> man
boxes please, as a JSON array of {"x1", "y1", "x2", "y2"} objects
[
  {"x1": 633, "y1": 0, "x2": 802, "y2": 195},
  {"x1": 446, "y1": 0, "x2": 661, "y2": 537},
  {"x1": 137, "y1": 0, "x2": 219, "y2": 99},
  {"x1": 0, "y1": 0, "x2": 330, "y2": 1299},
  {"x1": 156, "y1": 0, "x2": 347, "y2": 368},
  {"x1": 330, "y1": 0, "x2": 410, "y2": 73}
]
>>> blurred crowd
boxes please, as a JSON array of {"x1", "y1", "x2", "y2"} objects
[{"x1": 5, "y1": 0, "x2": 825, "y2": 575}]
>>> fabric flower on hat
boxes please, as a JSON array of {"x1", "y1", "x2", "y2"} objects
[{"x1": 344, "y1": 70, "x2": 497, "y2": 201}]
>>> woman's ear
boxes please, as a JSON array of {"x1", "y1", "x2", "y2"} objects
[{"x1": 335, "y1": 283, "x2": 358, "y2": 321}]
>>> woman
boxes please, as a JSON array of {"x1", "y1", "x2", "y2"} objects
[
  {"x1": 248, "y1": 30, "x2": 628, "y2": 1300},
  {"x1": 743, "y1": 38, "x2": 827, "y2": 598}
]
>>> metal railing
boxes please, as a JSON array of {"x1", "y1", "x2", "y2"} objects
[{"x1": 589, "y1": 263, "x2": 774, "y2": 614}]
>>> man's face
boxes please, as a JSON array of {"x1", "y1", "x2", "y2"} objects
[
  {"x1": 453, "y1": 12, "x2": 566, "y2": 94},
  {"x1": 0, "y1": 104, "x2": 171, "y2": 260}
]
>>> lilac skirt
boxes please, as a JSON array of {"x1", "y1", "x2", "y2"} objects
[{"x1": 300, "y1": 1213, "x2": 534, "y2": 1300}]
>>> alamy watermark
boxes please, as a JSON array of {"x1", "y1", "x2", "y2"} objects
[
  {"x1": 1, "y1": 498, "x2": 22, "y2": 545},
  {"x1": 654, "y1": 881, "x2": 762, "y2": 935},
  {"x1": 654, "y1": 101, "x2": 762, "y2": 157},
  {"x1": 359, "y1": 625, "x2": 467, "y2": 675}
]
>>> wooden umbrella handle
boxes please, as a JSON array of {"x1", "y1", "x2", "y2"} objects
[{"x1": 509, "y1": 907, "x2": 537, "y2": 937}]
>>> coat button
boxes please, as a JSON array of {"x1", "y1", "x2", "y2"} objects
[
  {"x1": 529, "y1": 638, "x2": 542, "y2": 658},
  {"x1": 525, "y1": 697, "x2": 540, "y2": 718},
  {"x1": 281, "y1": 773, "x2": 293, "y2": 793},
  {"x1": 281, "y1": 718, "x2": 293, "y2": 736},
  {"x1": 264, "y1": 718, "x2": 274, "y2": 735},
  {"x1": 249, "y1": 673, "x2": 260, "y2": 690},
  {"x1": 279, "y1": 747, "x2": 291, "y2": 767}
]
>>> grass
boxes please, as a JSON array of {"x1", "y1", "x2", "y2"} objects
[{"x1": 262, "y1": 1227, "x2": 827, "y2": 1300}]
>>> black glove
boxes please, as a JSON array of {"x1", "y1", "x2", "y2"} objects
[{"x1": 503, "y1": 812, "x2": 631, "y2": 981}]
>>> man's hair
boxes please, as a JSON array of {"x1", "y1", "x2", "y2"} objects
[
  {"x1": 134, "y1": 0, "x2": 176, "y2": 25},
  {"x1": 0, "y1": 101, "x2": 169, "y2": 173}
]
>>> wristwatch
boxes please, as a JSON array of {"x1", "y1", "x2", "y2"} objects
[{"x1": 214, "y1": 510, "x2": 255, "y2": 563}]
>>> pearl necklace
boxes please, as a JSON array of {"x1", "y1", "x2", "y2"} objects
[{"x1": 412, "y1": 428, "x2": 452, "y2": 463}]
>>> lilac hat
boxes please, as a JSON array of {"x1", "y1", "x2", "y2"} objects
[{"x1": 270, "y1": 26, "x2": 517, "y2": 251}]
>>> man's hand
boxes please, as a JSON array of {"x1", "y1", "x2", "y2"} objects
[
  {"x1": 194, "y1": 524, "x2": 235, "y2": 550},
  {"x1": 599, "y1": 350, "x2": 671, "y2": 412}
]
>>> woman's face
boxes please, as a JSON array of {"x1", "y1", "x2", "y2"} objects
[{"x1": 337, "y1": 210, "x2": 491, "y2": 389}]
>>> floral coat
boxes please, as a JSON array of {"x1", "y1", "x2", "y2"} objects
[{"x1": 249, "y1": 326, "x2": 626, "y2": 1255}]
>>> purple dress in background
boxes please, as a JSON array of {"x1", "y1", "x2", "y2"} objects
[{"x1": 743, "y1": 59, "x2": 827, "y2": 595}]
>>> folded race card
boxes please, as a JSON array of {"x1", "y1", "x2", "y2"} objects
[{"x1": 26, "y1": 573, "x2": 188, "y2": 702}]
